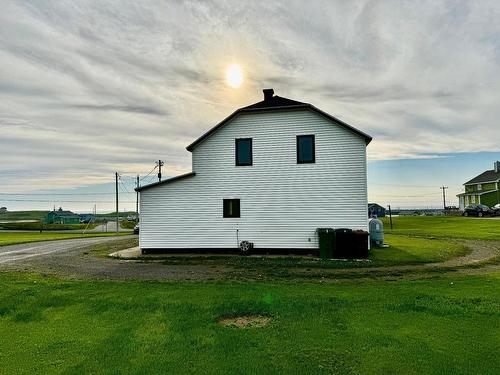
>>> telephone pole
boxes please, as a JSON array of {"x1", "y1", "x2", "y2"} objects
[
  {"x1": 115, "y1": 172, "x2": 119, "y2": 233},
  {"x1": 156, "y1": 160, "x2": 164, "y2": 181},
  {"x1": 440, "y1": 186, "x2": 448, "y2": 210},
  {"x1": 136, "y1": 175, "x2": 140, "y2": 223}
]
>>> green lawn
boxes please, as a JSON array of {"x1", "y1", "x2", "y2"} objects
[
  {"x1": 0, "y1": 272, "x2": 498, "y2": 374},
  {"x1": 0, "y1": 222, "x2": 98, "y2": 231},
  {"x1": 383, "y1": 216, "x2": 500, "y2": 240},
  {"x1": 371, "y1": 234, "x2": 468, "y2": 263},
  {"x1": 0, "y1": 216, "x2": 498, "y2": 373},
  {"x1": 0, "y1": 232, "x2": 131, "y2": 246},
  {"x1": 0, "y1": 210, "x2": 49, "y2": 221}
]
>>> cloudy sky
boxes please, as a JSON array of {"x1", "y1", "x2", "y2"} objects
[{"x1": 1, "y1": 0, "x2": 500, "y2": 212}]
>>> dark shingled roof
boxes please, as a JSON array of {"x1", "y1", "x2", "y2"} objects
[
  {"x1": 51, "y1": 210, "x2": 79, "y2": 217},
  {"x1": 186, "y1": 90, "x2": 372, "y2": 152},
  {"x1": 239, "y1": 95, "x2": 307, "y2": 110},
  {"x1": 464, "y1": 170, "x2": 500, "y2": 184}
]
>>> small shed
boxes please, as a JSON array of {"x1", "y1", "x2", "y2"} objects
[
  {"x1": 368, "y1": 203, "x2": 386, "y2": 218},
  {"x1": 46, "y1": 208, "x2": 80, "y2": 224}
]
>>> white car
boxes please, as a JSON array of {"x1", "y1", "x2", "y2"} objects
[{"x1": 492, "y1": 203, "x2": 500, "y2": 216}]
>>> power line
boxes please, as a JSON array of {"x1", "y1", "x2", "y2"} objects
[
  {"x1": 0, "y1": 199, "x2": 135, "y2": 203},
  {"x1": 140, "y1": 165, "x2": 157, "y2": 182},
  {"x1": 0, "y1": 192, "x2": 117, "y2": 196}
]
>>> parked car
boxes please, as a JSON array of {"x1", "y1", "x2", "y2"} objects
[
  {"x1": 492, "y1": 203, "x2": 500, "y2": 216},
  {"x1": 133, "y1": 224, "x2": 139, "y2": 235},
  {"x1": 462, "y1": 204, "x2": 492, "y2": 217}
]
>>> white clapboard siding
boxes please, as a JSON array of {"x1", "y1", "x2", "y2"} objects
[{"x1": 139, "y1": 108, "x2": 368, "y2": 249}]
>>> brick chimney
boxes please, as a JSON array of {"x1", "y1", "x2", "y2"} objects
[
  {"x1": 263, "y1": 88, "x2": 274, "y2": 101},
  {"x1": 495, "y1": 161, "x2": 500, "y2": 173}
]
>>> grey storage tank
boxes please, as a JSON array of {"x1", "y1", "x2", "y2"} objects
[{"x1": 369, "y1": 216, "x2": 384, "y2": 247}]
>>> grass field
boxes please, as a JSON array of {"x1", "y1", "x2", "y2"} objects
[
  {"x1": 0, "y1": 232, "x2": 131, "y2": 246},
  {"x1": 0, "y1": 210, "x2": 48, "y2": 221},
  {"x1": 0, "y1": 216, "x2": 498, "y2": 373},
  {"x1": 383, "y1": 216, "x2": 500, "y2": 240},
  {"x1": 0, "y1": 222, "x2": 98, "y2": 231},
  {"x1": 0, "y1": 272, "x2": 498, "y2": 374}
]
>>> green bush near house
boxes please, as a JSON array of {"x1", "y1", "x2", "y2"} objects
[{"x1": 120, "y1": 220, "x2": 136, "y2": 229}]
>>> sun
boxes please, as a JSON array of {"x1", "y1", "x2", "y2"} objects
[{"x1": 225, "y1": 64, "x2": 244, "y2": 88}]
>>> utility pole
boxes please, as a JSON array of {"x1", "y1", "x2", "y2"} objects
[
  {"x1": 115, "y1": 172, "x2": 119, "y2": 233},
  {"x1": 440, "y1": 186, "x2": 448, "y2": 210},
  {"x1": 136, "y1": 175, "x2": 140, "y2": 223},
  {"x1": 156, "y1": 160, "x2": 164, "y2": 181},
  {"x1": 388, "y1": 204, "x2": 393, "y2": 230}
]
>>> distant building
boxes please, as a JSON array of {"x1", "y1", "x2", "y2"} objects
[
  {"x1": 79, "y1": 214, "x2": 94, "y2": 224},
  {"x1": 457, "y1": 161, "x2": 500, "y2": 210},
  {"x1": 368, "y1": 203, "x2": 386, "y2": 218},
  {"x1": 46, "y1": 207, "x2": 80, "y2": 224}
]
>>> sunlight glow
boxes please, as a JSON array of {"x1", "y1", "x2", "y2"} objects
[{"x1": 225, "y1": 64, "x2": 244, "y2": 88}]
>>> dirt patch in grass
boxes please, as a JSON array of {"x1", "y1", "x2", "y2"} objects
[{"x1": 218, "y1": 315, "x2": 272, "y2": 328}]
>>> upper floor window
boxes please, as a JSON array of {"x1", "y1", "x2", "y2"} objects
[
  {"x1": 235, "y1": 138, "x2": 252, "y2": 166},
  {"x1": 223, "y1": 199, "x2": 240, "y2": 218},
  {"x1": 297, "y1": 135, "x2": 315, "y2": 164}
]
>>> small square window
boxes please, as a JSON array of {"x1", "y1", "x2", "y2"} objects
[
  {"x1": 235, "y1": 138, "x2": 252, "y2": 166},
  {"x1": 297, "y1": 135, "x2": 315, "y2": 163},
  {"x1": 223, "y1": 199, "x2": 240, "y2": 218}
]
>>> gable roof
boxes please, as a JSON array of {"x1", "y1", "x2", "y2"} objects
[
  {"x1": 50, "y1": 210, "x2": 79, "y2": 218},
  {"x1": 368, "y1": 203, "x2": 386, "y2": 210},
  {"x1": 135, "y1": 172, "x2": 196, "y2": 192},
  {"x1": 464, "y1": 169, "x2": 500, "y2": 185},
  {"x1": 186, "y1": 91, "x2": 372, "y2": 152}
]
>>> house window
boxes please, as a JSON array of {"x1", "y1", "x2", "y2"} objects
[
  {"x1": 478, "y1": 184, "x2": 482, "y2": 191},
  {"x1": 235, "y1": 138, "x2": 252, "y2": 166},
  {"x1": 223, "y1": 199, "x2": 240, "y2": 218},
  {"x1": 297, "y1": 135, "x2": 315, "y2": 163}
]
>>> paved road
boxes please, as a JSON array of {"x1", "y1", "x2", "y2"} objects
[
  {"x1": 0, "y1": 221, "x2": 132, "y2": 234},
  {"x1": 0, "y1": 236, "x2": 131, "y2": 265}
]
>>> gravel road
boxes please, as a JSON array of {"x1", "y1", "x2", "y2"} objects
[
  {"x1": 0, "y1": 236, "x2": 131, "y2": 265},
  {"x1": 0, "y1": 236, "x2": 227, "y2": 280}
]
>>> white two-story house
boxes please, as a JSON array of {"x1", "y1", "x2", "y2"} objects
[{"x1": 136, "y1": 89, "x2": 372, "y2": 253}]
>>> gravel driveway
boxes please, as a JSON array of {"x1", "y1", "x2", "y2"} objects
[
  {"x1": 1, "y1": 236, "x2": 498, "y2": 281},
  {"x1": 0, "y1": 236, "x2": 129, "y2": 264},
  {"x1": 0, "y1": 236, "x2": 227, "y2": 280}
]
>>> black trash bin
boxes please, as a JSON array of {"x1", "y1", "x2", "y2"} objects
[
  {"x1": 334, "y1": 228, "x2": 352, "y2": 258},
  {"x1": 316, "y1": 228, "x2": 335, "y2": 259},
  {"x1": 352, "y1": 230, "x2": 369, "y2": 259}
]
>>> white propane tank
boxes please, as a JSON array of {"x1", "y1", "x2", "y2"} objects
[{"x1": 369, "y1": 216, "x2": 384, "y2": 247}]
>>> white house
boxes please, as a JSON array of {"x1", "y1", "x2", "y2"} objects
[{"x1": 137, "y1": 89, "x2": 372, "y2": 253}]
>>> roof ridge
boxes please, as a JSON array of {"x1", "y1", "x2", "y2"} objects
[{"x1": 186, "y1": 93, "x2": 372, "y2": 151}]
